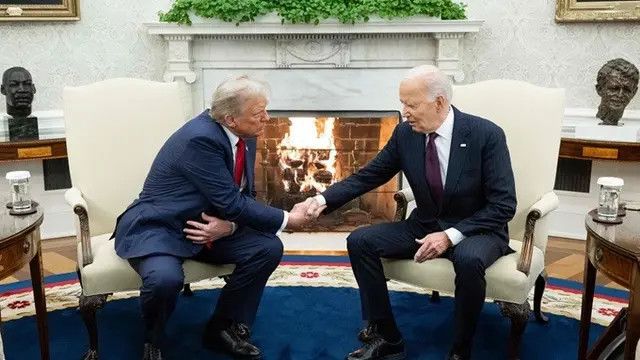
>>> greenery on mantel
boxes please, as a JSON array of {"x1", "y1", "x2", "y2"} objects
[{"x1": 158, "y1": 0, "x2": 467, "y2": 25}]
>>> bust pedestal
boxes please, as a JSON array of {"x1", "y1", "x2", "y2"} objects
[
  {"x1": 574, "y1": 124, "x2": 640, "y2": 142},
  {"x1": 7, "y1": 116, "x2": 39, "y2": 141}
]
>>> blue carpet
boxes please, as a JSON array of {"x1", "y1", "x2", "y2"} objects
[{"x1": 1, "y1": 285, "x2": 605, "y2": 360}]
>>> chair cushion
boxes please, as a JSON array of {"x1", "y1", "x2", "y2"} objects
[
  {"x1": 78, "y1": 234, "x2": 235, "y2": 296},
  {"x1": 382, "y1": 240, "x2": 544, "y2": 304}
]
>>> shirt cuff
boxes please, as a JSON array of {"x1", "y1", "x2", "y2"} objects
[
  {"x1": 229, "y1": 221, "x2": 237, "y2": 235},
  {"x1": 314, "y1": 194, "x2": 326, "y2": 206},
  {"x1": 277, "y1": 210, "x2": 289, "y2": 236},
  {"x1": 444, "y1": 228, "x2": 465, "y2": 246}
]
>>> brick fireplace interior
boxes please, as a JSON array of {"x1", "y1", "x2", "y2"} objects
[{"x1": 255, "y1": 111, "x2": 401, "y2": 232}]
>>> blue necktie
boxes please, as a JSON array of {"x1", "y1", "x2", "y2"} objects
[{"x1": 426, "y1": 132, "x2": 443, "y2": 206}]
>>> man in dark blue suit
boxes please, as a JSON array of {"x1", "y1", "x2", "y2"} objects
[
  {"x1": 114, "y1": 76, "x2": 316, "y2": 360},
  {"x1": 306, "y1": 66, "x2": 517, "y2": 360}
]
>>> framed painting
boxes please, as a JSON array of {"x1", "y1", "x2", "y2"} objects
[
  {"x1": 556, "y1": 0, "x2": 640, "y2": 22},
  {"x1": 0, "y1": 0, "x2": 79, "y2": 21}
]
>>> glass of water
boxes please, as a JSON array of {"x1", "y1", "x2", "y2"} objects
[
  {"x1": 597, "y1": 177, "x2": 623, "y2": 218},
  {"x1": 5, "y1": 171, "x2": 32, "y2": 213}
]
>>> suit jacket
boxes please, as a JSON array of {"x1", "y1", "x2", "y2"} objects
[
  {"x1": 322, "y1": 106, "x2": 517, "y2": 245},
  {"x1": 114, "y1": 110, "x2": 284, "y2": 259}
]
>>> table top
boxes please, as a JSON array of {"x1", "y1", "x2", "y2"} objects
[
  {"x1": 585, "y1": 209, "x2": 640, "y2": 257},
  {"x1": 0, "y1": 206, "x2": 43, "y2": 246}
]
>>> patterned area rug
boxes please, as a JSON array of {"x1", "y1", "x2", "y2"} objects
[{"x1": 0, "y1": 255, "x2": 627, "y2": 326}]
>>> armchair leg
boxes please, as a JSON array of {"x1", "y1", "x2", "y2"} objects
[
  {"x1": 533, "y1": 270, "x2": 549, "y2": 323},
  {"x1": 497, "y1": 300, "x2": 531, "y2": 360},
  {"x1": 430, "y1": 291, "x2": 440, "y2": 303},
  {"x1": 182, "y1": 283, "x2": 194, "y2": 297},
  {"x1": 79, "y1": 294, "x2": 107, "y2": 360}
]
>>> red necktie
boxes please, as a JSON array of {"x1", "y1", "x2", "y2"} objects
[
  {"x1": 426, "y1": 132, "x2": 443, "y2": 206},
  {"x1": 234, "y1": 138, "x2": 245, "y2": 186}
]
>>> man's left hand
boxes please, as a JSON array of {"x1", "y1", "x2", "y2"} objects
[
  {"x1": 414, "y1": 231, "x2": 452, "y2": 263},
  {"x1": 184, "y1": 212, "x2": 233, "y2": 245}
]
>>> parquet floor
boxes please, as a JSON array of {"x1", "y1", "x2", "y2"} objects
[{"x1": 0, "y1": 236, "x2": 626, "y2": 290}]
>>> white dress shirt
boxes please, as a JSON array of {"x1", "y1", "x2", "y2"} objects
[
  {"x1": 221, "y1": 125, "x2": 288, "y2": 234},
  {"x1": 314, "y1": 106, "x2": 466, "y2": 246}
]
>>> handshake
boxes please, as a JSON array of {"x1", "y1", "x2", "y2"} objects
[{"x1": 285, "y1": 196, "x2": 327, "y2": 230}]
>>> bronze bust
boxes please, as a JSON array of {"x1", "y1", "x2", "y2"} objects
[
  {"x1": 1, "y1": 67, "x2": 36, "y2": 119},
  {"x1": 595, "y1": 58, "x2": 639, "y2": 126},
  {"x1": 1, "y1": 67, "x2": 39, "y2": 140}
]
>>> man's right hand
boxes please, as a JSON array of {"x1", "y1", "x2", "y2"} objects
[
  {"x1": 305, "y1": 196, "x2": 325, "y2": 218},
  {"x1": 286, "y1": 198, "x2": 326, "y2": 230}
]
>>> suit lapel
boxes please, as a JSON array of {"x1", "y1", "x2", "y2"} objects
[
  {"x1": 213, "y1": 121, "x2": 235, "y2": 174},
  {"x1": 442, "y1": 107, "x2": 471, "y2": 210}
]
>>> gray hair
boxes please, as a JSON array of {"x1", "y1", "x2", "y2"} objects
[
  {"x1": 404, "y1": 65, "x2": 452, "y2": 102},
  {"x1": 210, "y1": 75, "x2": 270, "y2": 121}
]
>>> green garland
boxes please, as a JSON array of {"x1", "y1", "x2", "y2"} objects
[{"x1": 159, "y1": 0, "x2": 466, "y2": 25}]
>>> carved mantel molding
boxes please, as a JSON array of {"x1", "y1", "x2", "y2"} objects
[{"x1": 145, "y1": 17, "x2": 483, "y2": 83}]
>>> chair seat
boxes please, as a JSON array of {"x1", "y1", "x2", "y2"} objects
[
  {"x1": 382, "y1": 240, "x2": 544, "y2": 304},
  {"x1": 78, "y1": 234, "x2": 235, "y2": 296}
]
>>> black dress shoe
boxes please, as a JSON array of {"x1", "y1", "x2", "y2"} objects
[
  {"x1": 357, "y1": 322, "x2": 378, "y2": 343},
  {"x1": 447, "y1": 351, "x2": 468, "y2": 360},
  {"x1": 346, "y1": 337, "x2": 406, "y2": 360},
  {"x1": 142, "y1": 343, "x2": 163, "y2": 360},
  {"x1": 203, "y1": 321, "x2": 262, "y2": 359}
]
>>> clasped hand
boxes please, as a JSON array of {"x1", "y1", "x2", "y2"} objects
[{"x1": 286, "y1": 197, "x2": 326, "y2": 230}]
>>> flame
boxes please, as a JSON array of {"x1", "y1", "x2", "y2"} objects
[{"x1": 277, "y1": 117, "x2": 337, "y2": 194}]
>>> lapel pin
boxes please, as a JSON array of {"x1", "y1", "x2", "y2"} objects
[{"x1": 460, "y1": 143, "x2": 467, "y2": 147}]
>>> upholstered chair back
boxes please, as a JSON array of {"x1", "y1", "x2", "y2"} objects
[
  {"x1": 63, "y1": 78, "x2": 191, "y2": 236},
  {"x1": 451, "y1": 80, "x2": 564, "y2": 252}
]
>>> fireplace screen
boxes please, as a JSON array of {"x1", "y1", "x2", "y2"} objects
[{"x1": 255, "y1": 111, "x2": 402, "y2": 232}]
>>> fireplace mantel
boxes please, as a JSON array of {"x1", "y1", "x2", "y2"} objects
[{"x1": 145, "y1": 17, "x2": 483, "y2": 84}]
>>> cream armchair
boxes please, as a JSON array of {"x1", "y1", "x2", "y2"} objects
[
  {"x1": 382, "y1": 80, "x2": 564, "y2": 359},
  {"x1": 63, "y1": 78, "x2": 234, "y2": 360}
]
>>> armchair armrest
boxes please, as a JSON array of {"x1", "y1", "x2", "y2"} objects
[
  {"x1": 394, "y1": 188, "x2": 415, "y2": 221},
  {"x1": 517, "y1": 191, "x2": 559, "y2": 275},
  {"x1": 65, "y1": 187, "x2": 93, "y2": 267}
]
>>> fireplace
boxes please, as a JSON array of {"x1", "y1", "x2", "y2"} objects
[
  {"x1": 148, "y1": 17, "x2": 481, "y2": 242},
  {"x1": 255, "y1": 111, "x2": 401, "y2": 232}
]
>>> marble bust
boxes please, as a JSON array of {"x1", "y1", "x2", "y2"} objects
[
  {"x1": 595, "y1": 58, "x2": 639, "y2": 126},
  {"x1": 1, "y1": 67, "x2": 39, "y2": 141}
]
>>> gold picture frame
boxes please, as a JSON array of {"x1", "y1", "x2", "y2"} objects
[
  {"x1": 556, "y1": 0, "x2": 640, "y2": 22},
  {"x1": 0, "y1": 0, "x2": 79, "y2": 21}
]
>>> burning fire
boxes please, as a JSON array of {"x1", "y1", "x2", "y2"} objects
[{"x1": 277, "y1": 117, "x2": 338, "y2": 195}]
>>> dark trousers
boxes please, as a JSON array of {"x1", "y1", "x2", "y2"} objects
[
  {"x1": 346, "y1": 219, "x2": 509, "y2": 356},
  {"x1": 128, "y1": 227, "x2": 283, "y2": 346}
]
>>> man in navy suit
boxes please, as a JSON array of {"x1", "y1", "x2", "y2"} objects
[
  {"x1": 114, "y1": 76, "x2": 318, "y2": 360},
  {"x1": 306, "y1": 65, "x2": 517, "y2": 360}
]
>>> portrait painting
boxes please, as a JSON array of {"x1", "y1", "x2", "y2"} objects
[
  {"x1": 556, "y1": 0, "x2": 640, "y2": 22},
  {"x1": 0, "y1": 0, "x2": 79, "y2": 21}
]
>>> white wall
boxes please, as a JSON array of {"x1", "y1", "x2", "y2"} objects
[
  {"x1": 1, "y1": 0, "x2": 639, "y2": 238},
  {"x1": 0, "y1": 0, "x2": 172, "y2": 113},
  {"x1": 462, "y1": 0, "x2": 640, "y2": 110},
  {"x1": 1, "y1": 0, "x2": 639, "y2": 111}
]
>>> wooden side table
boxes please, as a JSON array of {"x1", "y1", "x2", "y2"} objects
[
  {"x1": 578, "y1": 209, "x2": 640, "y2": 360},
  {"x1": 0, "y1": 208, "x2": 48, "y2": 360}
]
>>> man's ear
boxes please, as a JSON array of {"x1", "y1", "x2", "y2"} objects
[
  {"x1": 32, "y1": 84, "x2": 36, "y2": 94},
  {"x1": 223, "y1": 114, "x2": 235, "y2": 127},
  {"x1": 0, "y1": 85, "x2": 5, "y2": 96},
  {"x1": 436, "y1": 95, "x2": 447, "y2": 112}
]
